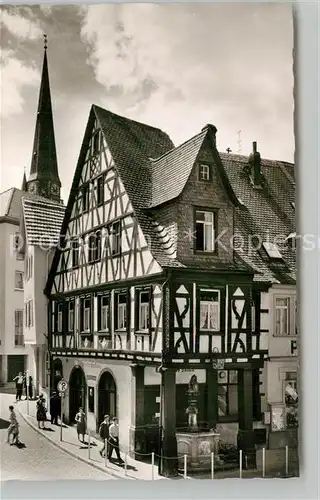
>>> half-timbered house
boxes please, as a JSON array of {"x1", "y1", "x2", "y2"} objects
[{"x1": 45, "y1": 104, "x2": 296, "y2": 476}]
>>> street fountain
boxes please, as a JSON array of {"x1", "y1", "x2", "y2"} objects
[{"x1": 176, "y1": 374, "x2": 223, "y2": 472}]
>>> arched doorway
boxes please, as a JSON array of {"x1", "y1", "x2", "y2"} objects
[
  {"x1": 69, "y1": 366, "x2": 87, "y2": 424},
  {"x1": 51, "y1": 358, "x2": 63, "y2": 395},
  {"x1": 98, "y1": 371, "x2": 117, "y2": 427}
]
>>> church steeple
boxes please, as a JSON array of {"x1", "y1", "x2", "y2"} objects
[
  {"x1": 21, "y1": 168, "x2": 27, "y2": 191},
  {"x1": 27, "y1": 35, "x2": 61, "y2": 202}
]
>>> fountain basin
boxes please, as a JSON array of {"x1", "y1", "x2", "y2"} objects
[{"x1": 176, "y1": 430, "x2": 221, "y2": 473}]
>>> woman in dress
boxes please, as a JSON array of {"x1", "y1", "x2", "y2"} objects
[
  {"x1": 75, "y1": 407, "x2": 86, "y2": 443},
  {"x1": 36, "y1": 394, "x2": 47, "y2": 429}
]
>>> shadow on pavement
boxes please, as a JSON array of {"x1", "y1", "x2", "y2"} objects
[
  {"x1": 11, "y1": 441, "x2": 27, "y2": 449},
  {"x1": 0, "y1": 418, "x2": 10, "y2": 429}
]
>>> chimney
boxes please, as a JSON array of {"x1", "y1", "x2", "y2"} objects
[
  {"x1": 202, "y1": 123, "x2": 217, "y2": 147},
  {"x1": 249, "y1": 141, "x2": 262, "y2": 187}
]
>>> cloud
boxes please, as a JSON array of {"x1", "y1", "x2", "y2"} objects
[
  {"x1": 0, "y1": 50, "x2": 39, "y2": 117},
  {"x1": 0, "y1": 9, "x2": 43, "y2": 40},
  {"x1": 80, "y1": 3, "x2": 293, "y2": 159}
]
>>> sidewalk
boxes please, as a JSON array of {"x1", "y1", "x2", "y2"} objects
[{"x1": 16, "y1": 398, "x2": 166, "y2": 481}]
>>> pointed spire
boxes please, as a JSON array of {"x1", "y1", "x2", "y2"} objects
[
  {"x1": 28, "y1": 35, "x2": 61, "y2": 201},
  {"x1": 21, "y1": 168, "x2": 27, "y2": 191}
]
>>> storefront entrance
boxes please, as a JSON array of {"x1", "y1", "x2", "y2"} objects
[
  {"x1": 69, "y1": 366, "x2": 87, "y2": 424},
  {"x1": 98, "y1": 371, "x2": 116, "y2": 427}
]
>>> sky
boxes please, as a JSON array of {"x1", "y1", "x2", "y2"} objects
[{"x1": 0, "y1": 3, "x2": 294, "y2": 204}]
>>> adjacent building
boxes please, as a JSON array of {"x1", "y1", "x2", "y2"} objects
[
  {"x1": 0, "y1": 187, "x2": 33, "y2": 388},
  {"x1": 43, "y1": 104, "x2": 297, "y2": 476}
]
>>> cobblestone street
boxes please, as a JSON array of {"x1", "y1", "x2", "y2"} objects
[{"x1": 0, "y1": 393, "x2": 114, "y2": 481}]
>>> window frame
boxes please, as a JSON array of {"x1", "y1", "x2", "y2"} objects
[
  {"x1": 81, "y1": 184, "x2": 90, "y2": 213},
  {"x1": 109, "y1": 220, "x2": 122, "y2": 256},
  {"x1": 98, "y1": 294, "x2": 110, "y2": 332},
  {"x1": 115, "y1": 293, "x2": 127, "y2": 331},
  {"x1": 57, "y1": 303, "x2": 63, "y2": 332},
  {"x1": 92, "y1": 132, "x2": 100, "y2": 156},
  {"x1": 217, "y1": 370, "x2": 238, "y2": 420},
  {"x1": 97, "y1": 175, "x2": 104, "y2": 207},
  {"x1": 198, "y1": 163, "x2": 211, "y2": 182},
  {"x1": 138, "y1": 291, "x2": 150, "y2": 332},
  {"x1": 68, "y1": 301, "x2": 74, "y2": 333},
  {"x1": 199, "y1": 288, "x2": 220, "y2": 332},
  {"x1": 274, "y1": 295, "x2": 296, "y2": 337},
  {"x1": 194, "y1": 207, "x2": 218, "y2": 254},
  {"x1": 71, "y1": 239, "x2": 80, "y2": 268},
  {"x1": 14, "y1": 271, "x2": 24, "y2": 291},
  {"x1": 83, "y1": 298, "x2": 91, "y2": 333},
  {"x1": 14, "y1": 309, "x2": 24, "y2": 346}
]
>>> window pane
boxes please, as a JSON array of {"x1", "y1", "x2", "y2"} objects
[
  {"x1": 204, "y1": 212, "x2": 214, "y2": 223},
  {"x1": 204, "y1": 224, "x2": 213, "y2": 251},
  {"x1": 195, "y1": 222, "x2": 204, "y2": 250},
  {"x1": 196, "y1": 211, "x2": 205, "y2": 222}
]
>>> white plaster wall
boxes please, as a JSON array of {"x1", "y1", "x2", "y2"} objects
[{"x1": 59, "y1": 357, "x2": 132, "y2": 451}]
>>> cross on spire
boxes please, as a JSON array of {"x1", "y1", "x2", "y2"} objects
[{"x1": 44, "y1": 34, "x2": 48, "y2": 50}]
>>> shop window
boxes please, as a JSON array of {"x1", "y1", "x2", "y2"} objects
[
  {"x1": 218, "y1": 370, "x2": 238, "y2": 418},
  {"x1": 284, "y1": 372, "x2": 298, "y2": 428}
]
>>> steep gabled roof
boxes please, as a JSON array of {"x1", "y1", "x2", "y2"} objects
[
  {"x1": 46, "y1": 105, "x2": 295, "y2": 293},
  {"x1": 22, "y1": 197, "x2": 65, "y2": 247}
]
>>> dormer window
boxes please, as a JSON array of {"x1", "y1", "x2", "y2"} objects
[
  {"x1": 262, "y1": 242, "x2": 282, "y2": 259},
  {"x1": 199, "y1": 163, "x2": 211, "y2": 181},
  {"x1": 195, "y1": 209, "x2": 217, "y2": 252}
]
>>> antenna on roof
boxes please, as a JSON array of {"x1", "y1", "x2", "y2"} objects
[{"x1": 237, "y1": 130, "x2": 242, "y2": 155}]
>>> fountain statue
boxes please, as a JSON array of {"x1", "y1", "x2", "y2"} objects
[{"x1": 186, "y1": 375, "x2": 200, "y2": 430}]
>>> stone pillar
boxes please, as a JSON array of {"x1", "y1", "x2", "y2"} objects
[
  {"x1": 160, "y1": 368, "x2": 178, "y2": 477},
  {"x1": 206, "y1": 367, "x2": 218, "y2": 428},
  {"x1": 130, "y1": 364, "x2": 145, "y2": 459},
  {"x1": 237, "y1": 369, "x2": 256, "y2": 468}
]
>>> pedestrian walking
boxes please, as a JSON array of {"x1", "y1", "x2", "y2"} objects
[
  {"x1": 50, "y1": 392, "x2": 61, "y2": 425},
  {"x1": 13, "y1": 372, "x2": 24, "y2": 401},
  {"x1": 7, "y1": 405, "x2": 20, "y2": 444},
  {"x1": 98, "y1": 414, "x2": 110, "y2": 457},
  {"x1": 75, "y1": 407, "x2": 86, "y2": 443},
  {"x1": 36, "y1": 394, "x2": 47, "y2": 429},
  {"x1": 107, "y1": 417, "x2": 124, "y2": 463}
]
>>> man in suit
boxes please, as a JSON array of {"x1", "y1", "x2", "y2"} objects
[{"x1": 50, "y1": 392, "x2": 61, "y2": 425}]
